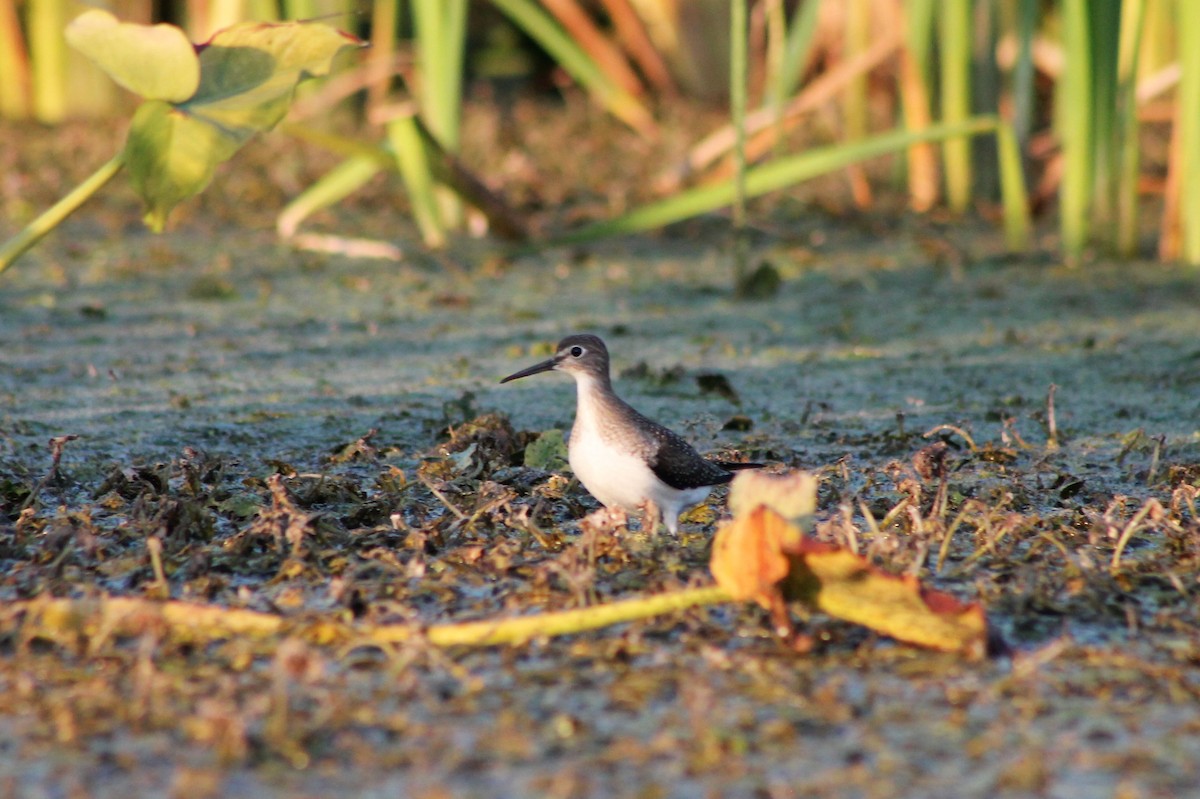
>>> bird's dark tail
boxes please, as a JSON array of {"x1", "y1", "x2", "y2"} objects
[{"x1": 714, "y1": 461, "x2": 764, "y2": 471}]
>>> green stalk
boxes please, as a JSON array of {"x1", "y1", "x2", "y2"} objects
[
  {"x1": 938, "y1": 0, "x2": 972, "y2": 211},
  {"x1": 731, "y1": 0, "x2": 748, "y2": 289},
  {"x1": 414, "y1": 0, "x2": 467, "y2": 228},
  {"x1": 415, "y1": 586, "x2": 730, "y2": 647},
  {"x1": 413, "y1": 0, "x2": 467, "y2": 152},
  {"x1": 1011, "y1": 0, "x2": 1037, "y2": 154},
  {"x1": 1179, "y1": 0, "x2": 1200, "y2": 264},
  {"x1": 1059, "y1": 0, "x2": 1093, "y2": 264},
  {"x1": 11, "y1": 586, "x2": 734, "y2": 650},
  {"x1": 1088, "y1": 0, "x2": 1122, "y2": 240},
  {"x1": 970, "y1": 0, "x2": 1000, "y2": 201},
  {"x1": 901, "y1": 0, "x2": 938, "y2": 210},
  {"x1": 559, "y1": 117, "x2": 1030, "y2": 252},
  {"x1": 0, "y1": 153, "x2": 125, "y2": 275},
  {"x1": 277, "y1": 154, "x2": 384, "y2": 239},
  {"x1": 769, "y1": 0, "x2": 821, "y2": 105},
  {"x1": 844, "y1": 0, "x2": 869, "y2": 142},
  {"x1": 27, "y1": 0, "x2": 67, "y2": 123},
  {"x1": 387, "y1": 114, "x2": 446, "y2": 248},
  {"x1": 247, "y1": 0, "x2": 280, "y2": 21},
  {"x1": 368, "y1": 0, "x2": 400, "y2": 112},
  {"x1": 995, "y1": 122, "x2": 1033, "y2": 253},
  {"x1": 1115, "y1": 0, "x2": 1147, "y2": 256},
  {"x1": 767, "y1": 0, "x2": 821, "y2": 161},
  {"x1": 281, "y1": 0, "x2": 317, "y2": 20},
  {"x1": 489, "y1": 0, "x2": 655, "y2": 135}
]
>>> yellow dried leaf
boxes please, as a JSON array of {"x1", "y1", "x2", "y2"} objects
[
  {"x1": 712, "y1": 469, "x2": 991, "y2": 656},
  {"x1": 784, "y1": 542, "x2": 989, "y2": 656},
  {"x1": 728, "y1": 469, "x2": 817, "y2": 522}
]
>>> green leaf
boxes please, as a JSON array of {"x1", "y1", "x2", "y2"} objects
[
  {"x1": 65, "y1": 10, "x2": 199, "y2": 102},
  {"x1": 523, "y1": 429, "x2": 568, "y2": 471},
  {"x1": 186, "y1": 21, "x2": 358, "y2": 141},
  {"x1": 121, "y1": 20, "x2": 362, "y2": 230},
  {"x1": 124, "y1": 101, "x2": 241, "y2": 232}
]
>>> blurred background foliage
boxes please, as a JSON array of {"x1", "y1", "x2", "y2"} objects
[{"x1": 1, "y1": 0, "x2": 1197, "y2": 266}]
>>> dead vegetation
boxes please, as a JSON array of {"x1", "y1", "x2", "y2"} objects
[{"x1": 2, "y1": 113, "x2": 1200, "y2": 796}]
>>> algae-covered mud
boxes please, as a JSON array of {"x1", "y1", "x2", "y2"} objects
[{"x1": 2, "y1": 119, "x2": 1200, "y2": 797}]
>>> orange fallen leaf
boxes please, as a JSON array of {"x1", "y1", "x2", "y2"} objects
[
  {"x1": 711, "y1": 471, "x2": 990, "y2": 656},
  {"x1": 711, "y1": 505, "x2": 792, "y2": 608}
]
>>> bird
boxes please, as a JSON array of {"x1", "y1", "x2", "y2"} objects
[{"x1": 500, "y1": 333, "x2": 760, "y2": 534}]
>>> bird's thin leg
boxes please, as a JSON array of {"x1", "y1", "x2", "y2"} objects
[{"x1": 639, "y1": 500, "x2": 661, "y2": 535}]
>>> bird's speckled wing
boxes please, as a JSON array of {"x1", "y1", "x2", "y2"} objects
[{"x1": 611, "y1": 403, "x2": 735, "y2": 491}]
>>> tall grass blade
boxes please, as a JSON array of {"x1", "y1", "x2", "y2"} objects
[
  {"x1": 387, "y1": 113, "x2": 446, "y2": 249},
  {"x1": 994, "y1": 122, "x2": 1032, "y2": 252},
  {"x1": 843, "y1": 0, "x2": 872, "y2": 206},
  {"x1": 560, "y1": 117, "x2": 1030, "y2": 251},
  {"x1": 414, "y1": 0, "x2": 467, "y2": 152},
  {"x1": 414, "y1": 0, "x2": 467, "y2": 229},
  {"x1": 1088, "y1": 0, "x2": 1122, "y2": 238},
  {"x1": 489, "y1": 0, "x2": 655, "y2": 136},
  {"x1": 598, "y1": 0, "x2": 677, "y2": 94},
  {"x1": 769, "y1": 0, "x2": 821, "y2": 105},
  {"x1": 1011, "y1": 0, "x2": 1037, "y2": 145},
  {"x1": 731, "y1": 0, "x2": 749, "y2": 289},
  {"x1": 282, "y1": 0, "x2": 316, "y2": 21},
  {"x1": 938, "y1": 0, "x2": 972, "y2": 211},
  {"x1": 542, "y1": 0, "x2": 644, "y2": 97},
  {"x1": 1177, "y1": 0, "x2": 1200, "y2": 264},
  {"x1": 969, "y1": 0, "x2": 1000, "y2": 201},
  {"x1": 1115, "y1": 0, "x2": 1147, "y2": 256},
  {"x1": 28, "y1": 0, "x2": 67, "y2": 122},
  {"x1": 898, "y1": 0, "x2": 938, "y2": 210},
  {"x1": 277, "y1": 154, "x2": 383, "y2": 240},
  {"x1": 676, "y1": 29, "x2": 901, "y2": 185},
  {"x1": 1058, "y1": 0, "x2": 1093, "y2": 264},
  {"x1": 0, "y1": 0, "x2": 31, "y2": 118},
  {"x1": 367, "y1": 0, "x2": 399, "y2": 112}
]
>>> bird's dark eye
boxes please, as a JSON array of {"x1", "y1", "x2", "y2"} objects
[{"x1": 570, "y1": 346, "x2": 584, "y2": 357}]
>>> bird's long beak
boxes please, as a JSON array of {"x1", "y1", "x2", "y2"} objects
[{"x1": 500, "y1": 356, "x2": 558, "y2": 383}]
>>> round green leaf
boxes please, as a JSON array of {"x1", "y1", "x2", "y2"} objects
[
  {"x1": 123, "y1": 100, "x2": 240, "y2": 231},
  {"x1": 65, "y1": 10, "x2": 200, "y2": 102}
]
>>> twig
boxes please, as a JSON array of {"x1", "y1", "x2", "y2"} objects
[
  {"x1": 1147, "y1": 434, "x2": 1165, "y2": 485},
  {"x1": 1046, "y1": 384, "x2": 1059, "y2": 449},
  {"x1": 840, "y1": 503, "x2": 860, "y2": 554},
  {"x1": 1111, "y1": 499, "x2": 1163, "y2": 572},
  {"x1": 923, "y1": 424, "x2": 977, "y2": 453},
  {"x1": 18, "y1": 435, "x2": 79, "y2": 512},
  {"x1": 146, "y1": 536, "x2": 168, "y2": 598},
  {"x1": 935, "y1": 502, "x2": 973, "y2": 574},
  {"x1": 419, "y1": 477, "x2": 469, "y2": 522}
]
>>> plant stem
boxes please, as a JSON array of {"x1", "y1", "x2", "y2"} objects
[
  {"x1": 0, "y1": 152, "x2": 125, "y2": 276},
  {"x1": 560, "y1": 117, "x2": 1029, "y2": 251},
  {"x1": 419, "y1": 585, "x2": 731, "y2": 647},
  {"x1": 939, "y1": 0, "x2": 972, "y2": 211},
  {"x1": 1059, "y1": 0, "x2": 1093, "y2": 264},
  {"x1": 9, "y1": 585, "x2": 735, "y2": 650},
  {"x1": 731, "y1": 0, "x2": 749, "y2": 289},
  {"x1": 1178, "y1": 0, "x2": 1200, "y2": 264}
]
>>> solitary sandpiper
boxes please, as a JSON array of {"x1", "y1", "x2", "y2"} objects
[{"x1": 500, "y1": 333, "x2": 760, "y2": 534}]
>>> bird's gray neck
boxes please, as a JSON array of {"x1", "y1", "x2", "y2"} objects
[{"x1": 573, "y1": 372, "x2": 620, "y2": 430}]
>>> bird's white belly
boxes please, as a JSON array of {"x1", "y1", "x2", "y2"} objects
[{"x1": 568, "y1": 425, "x2": 711, "y2": 513}]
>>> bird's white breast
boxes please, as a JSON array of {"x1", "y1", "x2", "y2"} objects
[{"x1": 568, "y1": 377, "x2": 711, "y2": 515}]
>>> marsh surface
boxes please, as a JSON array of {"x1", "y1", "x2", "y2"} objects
[{"x1": 2, "y1": 114, "x2": 1199, "y2": 798}]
